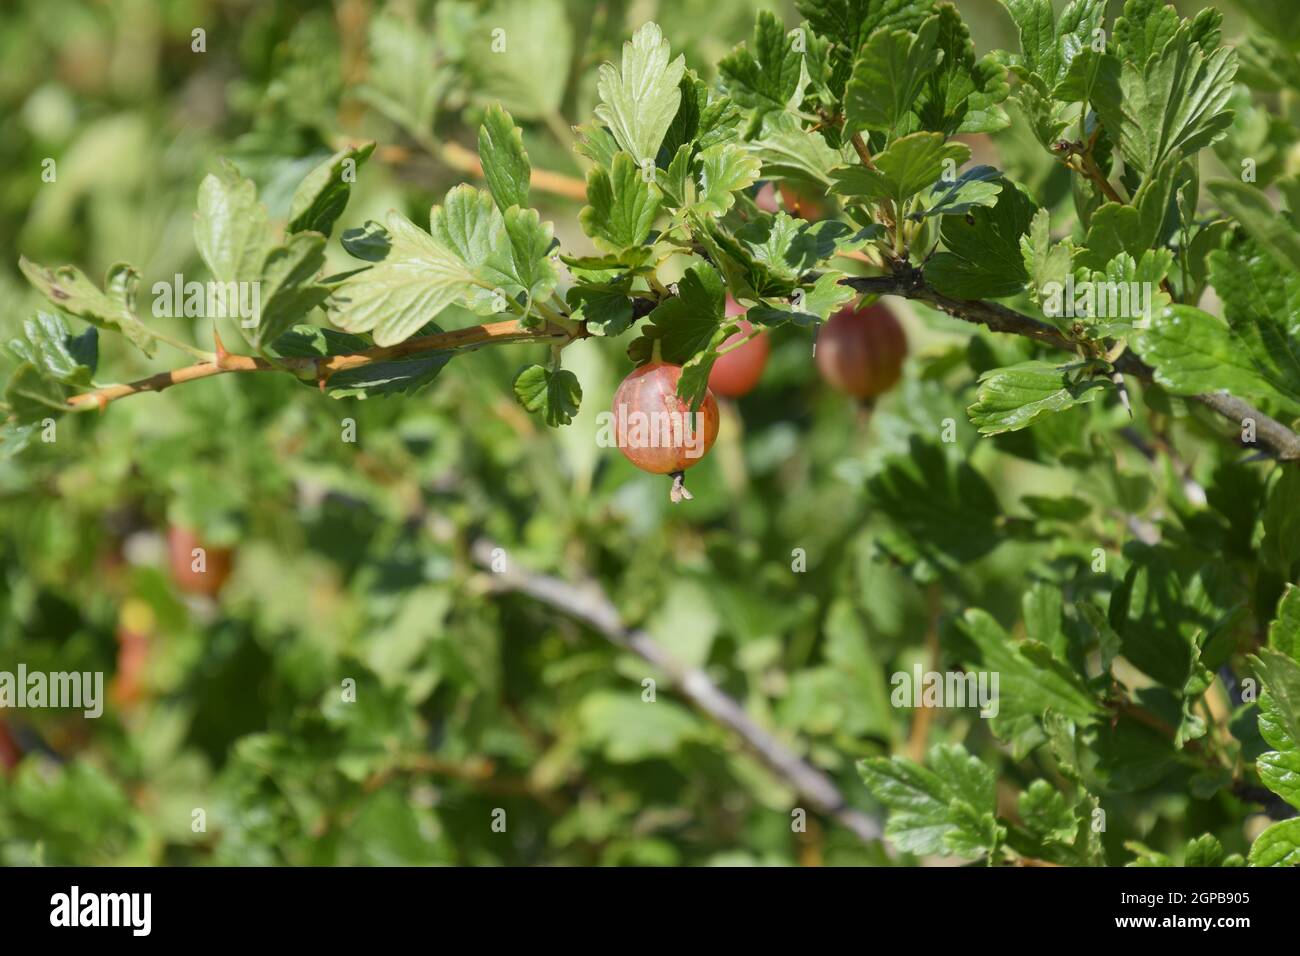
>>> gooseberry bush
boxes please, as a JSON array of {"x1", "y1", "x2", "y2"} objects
[{"x1": 2, "y1": 0, "x2": 1299, "y2": 868}]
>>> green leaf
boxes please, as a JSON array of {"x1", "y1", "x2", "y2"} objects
[
  {"x1": 477, "y1": 103, "x2": 531, "y2": 212},
  {"x1": 1133, "y1": 305, "x2": 1300, "y2": 417},
  {"x1": 467, "y1": 0, "x2": 572, "y2": 121},
  {"x1": 1113, "y1": 0, "x2": 1180, "y2": 67},
  {"x1": 1091, "y1": 26, "x2": 1236, "y2": 176},
  {"x1": 578, "y1": 691, "x2": 701, "y2": 762},
  {"x1": 17, "y1": 257, "x2": 156, "y2": 357},
  {"x1": 1269, "y1": 585, "x2": 1300, "y2": 663},
  {"x1": 487, "y1": 206, "x2": 560, "y2": 315},
  {"x1": 7, "y1": 311, "x2": 97, "y2": 387},
  {"x1": 1019, "y1": 208, "x2": 1075, "y2": 310},
  {"x1": 958, "y1": 608, "x2": 1102, "y2": 736},
  {"x1": 797, "y1": 0, "x2": 933, "y2": 96},
  {"x1": 926, "y1": 180, "x2": 1036, "y2": 298},
  {"x1": 844, "y1": 17, "x2": 942, "y2": 138},
  {"x1": 866, "y1": 438, "x2": 1003, "y2": 578},
  {"x1": 718, "y1": 11, "x2": 805, "y2": 115},
  {"x1": 638, "y1": 262, "x2": 726, "y2": 363},
  {"x1": 1257, "y1": 750, "x2": 1300, "y2": 811},
  {"x1": 735, "y1": 214, "x2": 854, "y2": 282},
  {"x1": 357, "y1": 11, "x2": 443, "y2": 134},
  {"x1": 327, "y1": 209, "x2": 476, "y2": 347},
  {"x1": 426, "y1": 185, "x2": 558, "y2": 319},
  {"x1": 1249, "y1": 818, "x2": 1300, "y2": 867},
  {"x1": 694, "y1": 142, "x2": 762, "y2": 217},
  {"x1": 659, "y1": 71, "x2": 742, "y2": 167},
  {"x1": 1018, "y1": 779, "x2": 1077, "y2": 845},
  {"x1": 745, "y1": 110, "x2": 842, "y2": 187},
  {"x1": 340, "y1": 220, "x2": 392, "y2": 262},
  {"x1": 286, "y1": 141, "x2": 375, "y2": 237},
  {"x1": 968, "y1": 360, "x2": 1109, "y2": 435},
  {"x1": 857, "y1": 743, "x2": 1002, "y2": 859},
  {"x1": 566, "y1": 280, "x2": 635, "y2": 337},
  {"x1": 4, "y1": 363, "x2": 71, "y2": 423},
  {"x1": 1209, "y1": 241, "x2": 1300, "y2": 421},
  {"x1": 195, "y1": 160, "x2": 270, "y2": 287},
  {"x1": 1003, "y1": 0, "x2": 1106, "y2": 89},
  {"x1": 1254, "y1": 648, "x2": 1300, "y2": 755},
  {"x1": 831, "y1": 132, "x2": 970, "y2": 209},
  {"x1": 253, "y1": 232, "x2": 330, "y2": 348},
  {"x1": 580, "y1": 153, "x2": 663, "y2": 252},
  {"x1": 916, "y1": 4, "x2": 1010, "y2": 135},
  {"x1": 1207, "y1": 181, "x2": 1300, "y2": 273},
  {"x1": 912, "y1": 164, "x2": 1003, "y2": 220},
  {"x1": 594, "y1": 22, "x2": 686, "y2": 164},
  {"x1": 272, "y1": 323, "x2": 452, "y2": 397},
  {"x1": 513, "y1": 364, "x2": 582, "y2": 426}
]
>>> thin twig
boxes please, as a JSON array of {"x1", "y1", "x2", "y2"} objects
[
  {"x1": 468, "y1": 537, "x2": 887, "y2": 849},
  {"x1": 839, "y1": 272, "x2": 1300, "y2": 462},
  {"x1": 64, "y1": 320, "x2": 574, "y2": 411}
]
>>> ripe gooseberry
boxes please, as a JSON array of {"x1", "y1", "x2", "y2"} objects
[
  {"x1": 167, "y1": 525, "x2": 233, "y2": 597},
  {"x1": 611, "y1": 361, "x2": 720, "y2": 502},
  {"x1": 707, "y1": 295, "x2": 770, "y2": 398},
  {"x1": 778, "y1": 182, "x2": 826, "y2": 221},
  {"x1": 816, "y1": 300, "x2": 907, "y2": 400}
]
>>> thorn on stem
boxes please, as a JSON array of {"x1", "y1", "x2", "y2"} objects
[
  {"x1": 213, "y1": 328, "x2": 231, "y2": 369},
  {"x1": 1112, "y1": 371, "x2": 1133, "y2": 419}
]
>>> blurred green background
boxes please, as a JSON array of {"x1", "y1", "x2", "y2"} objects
[{"x1": 0, "y1": 0, "x2": 1276, "y2": 866}]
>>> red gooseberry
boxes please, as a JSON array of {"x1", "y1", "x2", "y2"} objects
[
  {"x1": 815, "y1": 300, "x2": 907, "y2": 399},
  {"x1": 611, "y1": 361, "x2": 720, "y2": 501},
  {"x1": 708, "y1": 295, "x2": 770, "y2": 398},
  {"x1": 167, "y1": 525, "x2": 234, "y2": 597}
]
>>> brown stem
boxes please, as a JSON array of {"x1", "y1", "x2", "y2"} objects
[
  {"x1": 839, "y1": 272, "x2": 1300, "y2": 461},
  {"x1": 65, "y1": 320, "x2": 574, "y2": 411},
  {"x1": 367, "y1": 139, "x2": 588, "y2": 202}
]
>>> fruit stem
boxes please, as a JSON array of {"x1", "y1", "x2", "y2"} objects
[{"x1": 669, "y1": 471, "x2": 693, "y2": 504}]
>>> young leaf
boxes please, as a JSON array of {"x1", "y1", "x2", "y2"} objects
[
  {"x1": 718, "y1": 11, "x2": 806, "y2": 115},
  {"x1": 843, "y1": 17, "x2": 942, "y2": 138},
  {"x1": 1248, "y1": 818, "x2": 1300, "y2": 867},
  {"x1": 477, "y1": 103, "x2": 531, "y2": 212},
  {"x1": 694, "y1": 143, "x2": 762, "y2": 217},
  {"x1": 1091, "y1": 26, "x2": 1237, "y2": 176},
  {"x1": 272, "y1": 323, "x2": 452, "y2": 397},
  {"x1": 967, "y1": 361, "x2": 1109, "y2": 435},
  {"x1": 513, "y1": 365, "x2": 582, "y2": 426},
  {"x1": 857, "y1": 743, "x2": 1002, "y2": 860},
  {"x1": 579, "y1": 152, "x2": 663, "y2": 252},
  {"x1": 1133, "y1": 305, "x2": 1300, "y2": 418},
  {"x1": 1003, "y1": 0, "x2": 1106, "y2": 90},
  {"x1": 17, "y1": 258, "x2": 156, "y2": 357},
  {"x1": 287, "y1": 141, "x2": 375, "y2": 237},
  {"x1": 327, "y1": 209, "x2": 476, "y2": 347},
  {"x1": 195, "y1": 159, "x2": 270, "y2": 287},
  {"x1": 916, "y1": 3, "x2": 1010, "y2": 135},
  {"x1": 830, "y1": 132, "x2": 971, "y2": 209},
  {"x1": 594, "y1": 22, "x2": 686, "y2": 165},
  {"x1": 253, "y1": 232, "x2": 331, "y2": 349},
  {"x1": 7, "y1": 311, "x2": 98, "y2": 387},
  {"x1": 926, "y1": 180, "x2": 1036, "y2": 298}
]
